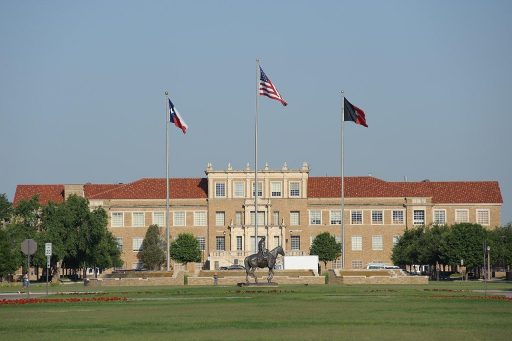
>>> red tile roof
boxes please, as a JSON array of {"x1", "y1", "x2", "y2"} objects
[
  {"x1": 393, "y1": 181, "x2": 503, "y2": 204},
  {"x1": 308, "y1": 176, "x2": 403, "y2": 198},
  {"x1": 14, "y1": 176, "x2": 502, "y2": 206},
  {"x1": 87, "y1": 178, "x2": 208, "y2": 200},
  {"x1": 84, "y1": 184, "x2": 122, "y2": 198},
  {"x1": 308, "y1": 176, "x2": 503, "y2": 204},
  {"x1": 13, "y1": 185, "x2": 65, "y2": 206}
]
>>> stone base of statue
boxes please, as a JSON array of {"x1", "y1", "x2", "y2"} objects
[{"x1": 237, "y1": 282, "x2": 278, "y2": 287}]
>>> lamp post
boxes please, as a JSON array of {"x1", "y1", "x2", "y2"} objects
[
  {"x1": 487, "y1": 245, "x2": 491, "y2": 281},
  {"x1": 460, "y1": 259, "x2": 464, "y2": 281}
]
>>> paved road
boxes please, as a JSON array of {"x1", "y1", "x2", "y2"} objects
[{"x1": 0, "y1": 291, "x2": 51, "y2": 300}]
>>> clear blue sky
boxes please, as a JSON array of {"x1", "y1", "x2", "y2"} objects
[{"x1": 1, "y1": 1, "x2": 510, "y2": 224}]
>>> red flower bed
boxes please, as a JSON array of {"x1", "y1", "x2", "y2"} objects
[{"x1": 0, "y1": 296, "x2": 127, "y2": 305}]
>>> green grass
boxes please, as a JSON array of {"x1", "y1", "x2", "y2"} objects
[{"x1": 1, "y1": 281, "x2": 511, "y2": 340}]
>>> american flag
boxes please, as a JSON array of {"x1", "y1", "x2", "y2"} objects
[{"x1": 259, "y1": 66, "x2": 288, "y2": 106}]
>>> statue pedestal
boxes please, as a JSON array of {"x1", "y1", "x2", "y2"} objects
[{"x1": 237, "y1": 282, "x2": 278, "y2": 287}]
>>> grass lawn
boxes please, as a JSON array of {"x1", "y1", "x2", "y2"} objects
[{"x1": 1, "y1": 281, "x2": 511, "y2": 340}]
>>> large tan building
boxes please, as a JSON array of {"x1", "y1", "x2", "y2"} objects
[{"x1": 14, "y1": 162, "x2": 503, "y2": 270}]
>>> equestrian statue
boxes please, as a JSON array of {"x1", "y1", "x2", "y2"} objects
[{"x1": 244, "y1": 236, "x2": 285, "y2": 284}]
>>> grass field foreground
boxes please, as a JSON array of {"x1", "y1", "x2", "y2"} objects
[{"x1": 1, "y1": 281, "x2": 511, "y2": 340}]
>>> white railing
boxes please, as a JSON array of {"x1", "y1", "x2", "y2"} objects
[{"x1": 210, "y1": 250, "x2": 304, "y2": 258}]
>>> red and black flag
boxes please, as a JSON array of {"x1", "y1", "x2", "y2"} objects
[{"x1": 344, "y1": 97, "x2": 368, "y2": 127}]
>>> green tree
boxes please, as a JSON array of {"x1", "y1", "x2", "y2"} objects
[
  {"x1": 0, "y1": 229, "x2": 19, "y2": 280},
  {"x1": 38, "y1": 195, "x2": 122, "y2": 278},
  {"x1": 79, "y1": 206, "x2": 122, "y2": 277},
  {"x1": 170, "y1": 233, "x2": 201, "y2": 266},
  {"x1": 310, "y1": 232, "x2": 341, "y2": 268},
  {"x1": 419, "y1": 225, "x2": 450, "y2": 280},
  {"x1": 445, "y1": 223, "x2": 487, "y2": 271},
  {"x1": 391, "y1": 226, "x2": 425, "y2": 268},
  {"x1": 138, "y1": 225, "x2": 166, "y2": 270},
  {"x1": 489, "y1": 224, "x2": 512, "y2": 270},
  {"x1": 0, "y1": 193, "x2": 12, "y2": 224}
]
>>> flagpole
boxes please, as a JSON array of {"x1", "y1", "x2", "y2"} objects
[
  {"x1": 165, "y1": 91, "x2": 171, "y2": 272},
  {"x1": 255, "y1": 58, "x2": 260, "y2": 253},
  {"x1": 340, "y1": 90, "x2": 345, "y2": 269}
]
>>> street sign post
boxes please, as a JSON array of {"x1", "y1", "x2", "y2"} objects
[
  {"x1": 45, "y1": 243, "x2": 52, "y2": 256},
  {"x1": 21, "y1": 239, "x2": 37, "y2": 298},
  {"x1": 45, "y1": 243, "x2": 52, "y2": 296}
]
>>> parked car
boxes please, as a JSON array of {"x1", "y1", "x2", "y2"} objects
[{"x1": 227, "y1": 265, "x2": 245, "y2": 270}]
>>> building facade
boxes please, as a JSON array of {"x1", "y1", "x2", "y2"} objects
[{"x1": 14, "y1": 162, "x2": 503, "y2": 270}]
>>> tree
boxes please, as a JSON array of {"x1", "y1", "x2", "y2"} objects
[
  {"x1": 170, "y1": 233, "x2": 201, "y2": 266},
  {"x1": 0, "y1": 229, "x2": 19, "y2": 281},
  {"x1": 419, "y1": 225, "x2": 450, "y2": 280},
  {"x1": 39, "y1": 195, "x2": 122, "y2": 278},
  {"x1": 391, "y1": 226, "x2": 425, "y2": 268},
  {"x1": 488, "y1": 224, "x2": 512, "y2": 271},
  {"x1": 310, "y1": 232, "x2": 341, "y2": 268},
  {"x1": 138, "y1": 224, "x2": 165, "y2": 270},
  {"x1": 0, "y1": 193, "x2": 12, "y2": 224},
  {"x1": 445, "y1": 223, "x2": 487, "y2": 270}
]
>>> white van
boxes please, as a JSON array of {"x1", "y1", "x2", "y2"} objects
[{"x1": 366, "y1": 263, "x2": 400, "y2": 270}]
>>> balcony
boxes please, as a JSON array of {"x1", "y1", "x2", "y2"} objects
[{"x1": 211, "y1": 250, "x2": 304, "y2": 258}]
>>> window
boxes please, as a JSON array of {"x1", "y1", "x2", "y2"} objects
[
  {"x1": 153, "y1": 212, "x2": 164, "y2": 226},
  {"x1": 289, "y1": 182, "x2": 300, "y2": 197},
  {"x1": 132, "y1": 212, "x2": 145, "y2": 227},
  {"x1": 236, "y1": 236, "x2": 243, "y2": 251},
  {"x1": 174, "y1": 211, "x2": 186, "y2": 226},
  {"x1": 233, "y1": 181, "x2": 245, "y2": 198},
  {"x1": 455, "y1": 209, "x2": 469, "y2": 223},
  {"x1": 132, "y1": 237, "x2": 143, "y2": 251},
  {"x1": 372, "y1": 235, "x2": 383, "y2": 250},
  {"x1": 331, "y1": 259, "x2": 342, "y2": 269},
  {"x1": 351, "y1": 236, "x2": 362, "y2": 251},
  {"x1": 215, "y1": 182, "x2": 226, "y2": 197},
  {"x1": 115, "y1": 237, "x2": 123, "y2": 251},
  {"x1": 274, "y1": 236, "x2": 280, "y2": 247},
  {"x1": 252, "y1": 181, "x2": 263, "y2": 197},
  {"x1": 197, "y1": 237, "x2": 206, "y2": 251},
  {"x1": 272, "y1": 211, "x2": 280, "y2": 226},
  {"x1": 433, "y1": 209, "x2": 446, "y2": 225},
  {"x1": 352, "y1": 260, "x2": 363, "y2": 269},
  {"x1": 351, "y1": 210, "x2": 363, "y2": 225},
  {"x1": 194, "y1": 211, "x2": 207, "y2": 226},
  {"x1": 111, "y1": 212, "x2": 124, "y2": 227},
  {"x1": 216, "y1": 236, "x2": 225, "y2": 251},
  {"x1": 413, "y1": 210, "x2": 425, "y2": 225},
  {"x1": 392, "y1": 235, "x2": 400, "y2": 246},
  {"x1": 235, "y1": 211, "x2": 243, "y2": 225},
  {"x1": 290, "y1": 211, "x2": 300, "y2": 226},
  {"x1": 215, "y1": 212, "x2": 225, "y2": 226},
  {"x1": 392, "y1": 210, "x2": 404, "y2": 224},
  {"x1": 250, "y1": 211, "x2": 265, "y2": 225},
  {"x1": 309, "y1": 210, "x2": 321, "y2": 225},
  {"x1": 476, "y1": 209, "x2": 490, "y2": 226},
  {"x1": 330, "y1": 210, "x2": 342, "y2": 225},
  {"x1": 271, "y1": 181, "x2": 282, "y2": 197},
  {"x1": 291, "y1": 236, "x2": 300, "y2": 250},
  {"x1": 371, "y1": 210, "x2": 383, "y2": 225}
]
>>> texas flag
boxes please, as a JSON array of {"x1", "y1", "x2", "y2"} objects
[
  {"x1": 168, "y1": 98, "x2": 188, "y2": 134},
  {"x1": 344, "y1": 97, "x2": 368, "y2": 128}
]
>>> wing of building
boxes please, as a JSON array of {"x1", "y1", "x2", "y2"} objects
[{"x1": 13, "y1": 162, "x2": 503, "y2": 270}]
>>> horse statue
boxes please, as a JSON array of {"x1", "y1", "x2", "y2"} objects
[{"x1": 244, "y1": 245, "x2": 285, "y2": 284}]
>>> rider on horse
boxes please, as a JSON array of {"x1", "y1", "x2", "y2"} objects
[{"x1": 257, "y1": 236, "x2": 270, "y2": 264}]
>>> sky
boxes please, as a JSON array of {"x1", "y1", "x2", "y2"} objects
[{"x1": 0, "y1": 1, "x2": 511, "y2": 224}]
